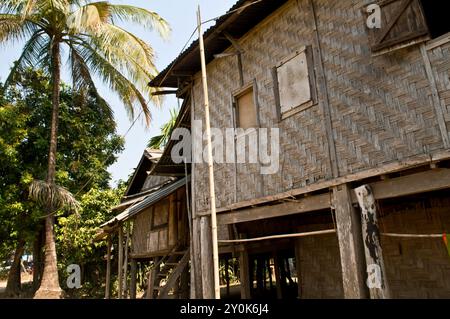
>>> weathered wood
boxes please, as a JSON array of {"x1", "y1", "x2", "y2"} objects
[
  {"x1": 355, "y1": 185, "x2": 390, "y2": 299},
  {"x1": 146, "y1": 257, "x2": 159, "y2": 299},
  {"x1": 216, "y1": 193, "x2": 331, "y2": 225},
  {"x1": 295, "y1": 239, "x2": 302, "y2": 298},
  {"x1": 199, "y1": 150, "x2": 450, "y2": 215},
  {"x1": 122, "y1": 224, "x2": 130, "y2": 298},
  {"x1": 117, "y1": 226, "x2": 123, "y2": 299},
  {"x1": 225, "y1": 258, "x2": 230, "y2": 297},
  {"x1": 273, "y1": 253, "x2": 283, "y2": 299},
  {"x1": 105, "y1": 236, "x2": 112, "y2": 299},
  {"x1": 158, "y1": 249, "x2": 190, "y2": 298},
  {"x1": 192, "y1": 217, "x2": 203, "y2": 298},
  {"x1": 420, "y1": 44, "x2": 450, "y2": 148},
  {"x1": 239, "y1": 249, "x2": 251, "y2": 299},
  {"x1": 200, "y1": 216, "x2": 215, "y2": 298},
  {"x1": 130, "y1": 259, "x2": 137, "y2": 299},
  {"x1": 333, "y1": 184, "x2": 368, "y2": 299}
]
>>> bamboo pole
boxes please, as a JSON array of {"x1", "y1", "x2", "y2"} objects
[
  {"x1": 218, "y1": 229, "x2": 336, "y2": 243},
  {"x1": 197, "y1": 5, "x2": 220, "y2": 299}
]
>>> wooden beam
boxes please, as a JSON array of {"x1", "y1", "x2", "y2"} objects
[
  {"x1": 239, "y1": 249, "x2": 251, "y2": 299},
  {"x1": 117, "y1": 226, "x2": 123, "y2": 299},
  {"x1": 333, "y1": 184, "x2": 368, "y2": 299},
  {"x1": 158, "y1": 250, "x2": 190, "y2": 298},
  {"x1": 420, "y1": 44, "x2": 450, "y2": 148},
  {"x1": 105, "y1": 236, "x2": 112, "y2": 299},
  {"x1": 309, "y1": 0, "x2": 339, "y2": 178},
  {"x1": 122, "y1": 225, "x2": 130, "y2": 298},
  {"x1": 200, "y1": 216, "x2": 214, "y2": 298},
  {"x1": 200, "y1": 150, "x2": 450, "y2": 215},
  {"x1": 368, "y1": 168, "x2": 450, "y2": 201},
  {"x1": 192, "y1": 217, "x2": 203, "y2": 298},
  {"x1": 355, "y1": 185, "x2": 391, "y2": 299},
  {"x1": 216, "y1": 193, "x2": 331, "y2": 225},
  {"x1": 130, "y1": 259, "x2": 137, "y2": 299}
]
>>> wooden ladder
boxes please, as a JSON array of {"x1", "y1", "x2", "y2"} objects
[{"x1": 145, "y1": 247, "x2": 190, "y2": 299}]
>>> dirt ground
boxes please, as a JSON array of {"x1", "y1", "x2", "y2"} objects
[{"x1": 0, "y1": 273, "x2": 33, "y2": 298}]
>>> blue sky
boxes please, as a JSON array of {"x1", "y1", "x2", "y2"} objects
[{"x1": 0, "y1": 0, "x2": 236, "y2": 186}]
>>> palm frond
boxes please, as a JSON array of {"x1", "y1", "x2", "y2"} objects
[
  {"x1": 72, "y1": 38, "x2": 153, "y2": 124},
  {"x1": 66, "y1": 1, "x2": 110, "y2": 34},
  {"x1": 147, "y1": 134, "x2": 164, "y2": 149},
  {"x1": 107, "y1": 4, "x2": 170, "y2": 39},
  {"x1": 0, "y1": 13, "x2": 38, "y2": 45},
  {"x1": 4, "y1": 30, "x2": 50, "y2": 87},
  {"x1": 29, "y1": 179, "x2": 80, "y2": 214}
]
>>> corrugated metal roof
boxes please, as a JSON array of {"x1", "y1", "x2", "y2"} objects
[
  {"x1": 101, "y1": 176, "x2": 189, "y2": 229},
  {"x1": 149, "y1": 0, "x2": 288, "y2": 88}
]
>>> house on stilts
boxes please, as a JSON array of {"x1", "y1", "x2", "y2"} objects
[{"x1": 99, "y1": 0, "x2": 450, "y2": 299}]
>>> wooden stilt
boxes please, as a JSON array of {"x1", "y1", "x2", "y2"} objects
[
  {"x1": 239, "y1": 248, "x2": 251, "y2": 299},
  {"x1": 225, "y1": 258, "x2": 230, "y2": 298},
  {"x1": 146, "y1": 257, "x2": 158, "y2": 299},
  {"x1": 200, "y1": 216, "x2": 215, "y2": 298},
  {"x1": 333, "y1": 184, "x2": 369, "y2": 299},
  {"x1": 192, "y1": 217, "x2": 203, "y2": 298},
  {"x1": 118, "y1": 226, "x2": 123, "y2": 299},
  {"x1": 122, "y1": 224, "x2": 130, "y2": 298},
  {"x1": 355, "y1": 185, "x2": 391, "y2": 299},
  {"x1": 273, "y1": 252, "x2": 283, "y2": 299},
  {"x1": 295, "y1": 239, "x2": 302, "y2": 299},
  {"x1": 130, "y1": 259, "x2": 137, "y2": 299},
  {"x1": 105, "y1": 235, "x2": 112, "y2": 299}
]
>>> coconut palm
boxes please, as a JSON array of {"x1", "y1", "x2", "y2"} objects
[{"x1": 0, "y1": 0, "x2": 169, "y2": 298}]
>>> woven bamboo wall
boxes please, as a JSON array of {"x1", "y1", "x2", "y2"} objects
[
  {"x1": 380, "y1": 195, "x2": 450, "y2": 298},
  {"x1": 297, "y1": 233, "x2": 344, "y2": 299},
  {"x1": 192, "y1": 0, "x2": 449, "y2": 213}
]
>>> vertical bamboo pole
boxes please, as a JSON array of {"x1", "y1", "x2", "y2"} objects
[
  {"x1": 105, "y1": 235, "x2": 112, "y2": 299},
  {"x1": 197, "y1": 5, "x2": 220, "y2": 299},
  {"x1": 355, "y1": 185, "x2": 390, "y2": 299},
  {"x1": 118, "y1": 226, "x2": 123, "y2": 299}
]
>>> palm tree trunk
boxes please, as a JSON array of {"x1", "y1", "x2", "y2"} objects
[
  {"x1": 5, "y1": 239, "x2": 25, "y2": 297},
  {"x1": 34, "y1": 40, "x2": 63, "y2": 299}
]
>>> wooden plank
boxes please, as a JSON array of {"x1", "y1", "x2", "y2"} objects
[
  {"x1": 118, "y1": 226, "x2": 123, "y2": 299},
  {"x1": 420, "y1": 44, "x2": 450, "y2": 148},
  {"x1": 355, "y1": 185, "x2": 391, "y2": 299},
  {"x1": 192, "y1": 217, "x2": 203, "y2": 298},
  {"x1": 239, "y1": 249, "x2": 251, "y2": 299},
  {"x1": 122, "y1": 225, "x2": 130, "y2": 298},
  {"x1": 200, "y1": 216, "x2": 214, "y2": 298},
  {"x1": 105, "y1": 236, "x2": 112, "y2": 299},
  {"x1": 271, "y1": 67, "x2": 282, "y2": 122},
  {"x1": 333, "y1": 184, "x2": 368, "y2": 299},
  {"x1": 158, "y1": 249, "x2": 190, "y2": 298},
  {"x1": 216, "y1": 193, "x2": 331, "y2": 225},
  {"x1": 146, "y1": 257, "x2": 158, "y2": 299},
  {"x1": 130, "y1": 259, "x2": 137, "y2": 299},
  {"x1": 369, "y1": 168, "x2": 450, "y2": 201}
]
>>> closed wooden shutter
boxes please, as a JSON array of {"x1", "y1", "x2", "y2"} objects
[{"x1": 367, "y1": 0, "x2": 430, "y2": 52}]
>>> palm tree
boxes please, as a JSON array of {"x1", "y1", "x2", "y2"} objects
[
  {"x1": 148, "y1": 107, "x2": 179, "y2": 150},
  {"x1": 0, "y1": 0, "x2": 169, "y2": 298}
]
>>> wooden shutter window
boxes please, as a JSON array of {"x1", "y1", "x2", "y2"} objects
[
  {"x1": 366, "y1": 0, "x2": 430, "y2": 53},
  {"x1": 236, "y1": 87, "x2": 257, "y2": 129}
]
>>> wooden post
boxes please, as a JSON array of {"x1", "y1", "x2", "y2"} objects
[
  {"x1": 333, "y1": 184, "x2": 369, "y2": 299},
  {"x1": 146, "y1": 257, "x2": 158, "y2": 299},
  {"x1": 130, "y1": 259, "x2": 137, "y2": 299},
  {"x1": 192, "y1": 217, "x2": 203, "y2": 298},
  {"x1": 122, "y1": 224, "x2": 130, "y2": 298},
  {"x1": 355, "y1": 185, "x2": 391, "y2": 299},
  {"x1": 239, "y1": 249, "x2": 251, "y2": 299},
  {"x1": 105, "y1": 235, "x2": 112, "y2": 299},
  {"x1": 118, "y1": 226, "x2": 123, "y2": 299},
  {"x1": 225, "y1": 257, "x2": 230, "y2": 298},
  {"x1": 273, "y1": 252, "x2": 283, "y2": 299},
  {"x1": 200, "y1": 216, "x2": 215, "y2": 298},
  {"x1": 294, "y1": 239, "x2": 302, "y2": 299}
]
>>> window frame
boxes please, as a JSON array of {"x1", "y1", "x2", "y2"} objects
[
  {"x1": 272, "y1": 45, "x2": 317, "y2": 121},
  {"x1": 232, "y1": 80, "x2": 261, "y2": 132}
]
